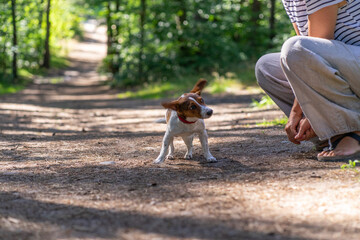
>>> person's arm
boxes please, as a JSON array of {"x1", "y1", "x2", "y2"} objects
[
  {"x1": 308, "y1": 3, "x2": 339, "y2": 39},
  {"x1": 285, "y1": 98, "x2": 303, "y2": 144},
  {"x1": 286, "y1": 22, "x2": 304, "y2": 144},
  {"x1": 291, "y1": 1, "x2": 345, "y2": 38},
  {"x1": 292, "y1": 23, "x2": 300, "y2": 36},
  {"x1": 286, "y1": 3, "x2": 341, "y2": 142}
]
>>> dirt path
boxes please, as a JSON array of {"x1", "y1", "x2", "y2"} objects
[{"x1": 0, "y1": 22, "x2": 360, "y2": 240}]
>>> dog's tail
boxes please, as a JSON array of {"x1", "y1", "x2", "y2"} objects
[{"x1": 154, "y1": 118, "x2": 166, "y2": 124}]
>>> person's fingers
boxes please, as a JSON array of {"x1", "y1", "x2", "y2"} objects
[
  {"x1": 287, "y1": 132, "x2": 301, "y2": 144},
  {"x1": 285, "y1": 119, "x2": 301, "y2": 144},
  {"x1": 295, "y1": 123, "x2": 316, "y2": 141},
  {"x1": 304, "y1": 130, "x2": 312, "y2": 141},
  {"x1": 307, "y1": 129, "x2": 317, "y2": 140},
  {"x1": 295, "y1": 120, "x2": 306, "y2": 140}
]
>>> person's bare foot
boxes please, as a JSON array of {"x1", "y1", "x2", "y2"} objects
[{"x1": 317, "y1": 131, "x2": 360, "y2": 160}]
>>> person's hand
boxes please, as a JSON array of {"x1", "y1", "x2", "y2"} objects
[
  {"x1": 285, "y1": 111, "x2": 302, "y2": 144},
  {"x1": 295, "y1": 117, "x2": 316, "y2": 141}
]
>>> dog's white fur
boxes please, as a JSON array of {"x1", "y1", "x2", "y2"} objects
[{"x1": 154, "y1": 80, "x2": 216, "y2": 164}]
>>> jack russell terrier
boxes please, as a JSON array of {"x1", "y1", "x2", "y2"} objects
[{"x1": 154, "y1": 79, "x2": 217, "y2": 164}]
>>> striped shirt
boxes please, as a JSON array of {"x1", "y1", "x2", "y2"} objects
[{"x1": 282, "y1": 0, "x2": 360, "y2": 45}]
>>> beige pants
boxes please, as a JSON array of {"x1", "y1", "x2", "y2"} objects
[{"x1": 256, "y1": 36, "x2": 360, "y2": 141}]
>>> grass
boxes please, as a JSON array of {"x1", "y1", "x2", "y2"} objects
[
  {"x1": 256, "y1": 117, "x2": 288, "y2": 127},
  {"x1": 251, "y1": 95, "x2": 276, "y2": 108},
  {"x1": 250, "y1": 94, "x2": 285, "y2": 127},
  {"x1": 0, "y1": 69, "x2": 35, "y2": 95},
  {"x1": 341, "y1": 160, "x2": 360, "y2": 173},
  {"x1": 0, "y1": 82, "x2": 24, "y2": 95},
  {"x1": 26, "y1": 55, "x2": 70, "y2": 76},
  {"x1": 49, "y1": 77, "x2": 65, "y2": 84},
  {"x1": 118, "y1": 82, "x2": 177, "y2": 99},
  {"x1": 50, "y1": 54, "x2": 71, "y2": 69},
  {"x1": 117, "y1": 75, "x2": 255, "y2": 100},
  {"x1": 251, "y1": 95, "x2": 285, "y2": 127},
  {"x1": 117, "y1": 61, "x2": 259, "y2": 100},
  {"x1": 0, "y1": 54, "x2": 70, "y2": 96}
]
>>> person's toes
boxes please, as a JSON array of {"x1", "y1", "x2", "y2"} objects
[
  {"x1": 320, "y1": 151, "x2": 334, "y2": 157},
  {"x1": 321, "y1": 151, "x2": 329, "y2": 157},
  {"x1": 317, "y1": 151, "x2": 328, "y2": 157}
]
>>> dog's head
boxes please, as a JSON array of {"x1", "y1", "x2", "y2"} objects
[{"x1": 161, "y1": 79, "x2": 213, "y2": 120}]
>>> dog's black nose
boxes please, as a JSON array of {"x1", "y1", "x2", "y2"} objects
[{"x1": 207, "y1": 109, "x2": 213, "y2": 116}]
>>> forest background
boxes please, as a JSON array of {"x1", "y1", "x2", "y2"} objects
[{"x1": 0, "y1": 0, "x2": 294, "y2": 94}]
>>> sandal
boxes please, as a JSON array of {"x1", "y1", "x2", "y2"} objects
[
  {"x1": 311, "y1": 138, "x2": 329, "y2": 151},
  {"x1": 317, "y1": 132, "x2": 360, "y2": 162}
]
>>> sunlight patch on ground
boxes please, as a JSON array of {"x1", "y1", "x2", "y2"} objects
[
  {"x1": 3, "y1": 16, "x2": 359, "y2": 240},
  {"x1": 0, "y1": 103, "x2": 59, "y2": 112}
]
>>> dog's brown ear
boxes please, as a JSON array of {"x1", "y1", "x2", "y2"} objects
[
  {"x1": 161, "y1": 100, "x2": 179, "y2": 111},
  {"x1": 190, "y1": 78, "x2": 207, "y2": 95}
]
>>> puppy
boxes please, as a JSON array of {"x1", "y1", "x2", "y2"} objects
[{"x1": 154, "y1": 79, "x2": 217, "y2": 164}]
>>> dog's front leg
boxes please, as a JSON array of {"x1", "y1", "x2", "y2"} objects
[
  {"x1": 199, "y1": 130, "x2": 217, "y2": 162},
  {"x1": 166, "y1": 138, "x2": 175, "y2": 160},
  {"x1": 182, "y1": 134, "x2": 194, "y2": 159},
  {"x1": 154, "y1": 131, "x2": 173, "y2": 164}
]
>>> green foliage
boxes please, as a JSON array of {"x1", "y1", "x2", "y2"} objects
[
  {"x1": 0, "y1": 0, "x2": 82, "y2": 86},
  {"x1": 341, "y1": 160, "x2": 360, "y2": 173},
  {"x1": 117, "y1": 73, "x2": 209, "y2": 99},
  {"x1": 99, "y1": 0, "x2": 293, "y2": 87},
  {"x1": 1, "y1": 0, "x2": 294, "y2": 92},
  {"x1": 118, "y1": 82, "x2": 175, "y2": 99},
  {"x1": 117, "y1": 60, "x2": 257, "y2": 99},
  {"x1": 0, "y1": 82, "x2": 24, "y2": 94},
  {"x1": 0, "y1": 68, "x2": 32, "y2": 94},
  {"x1": 251, "y1": 95, "x2": 276, "y2": 108},
  {"x1": 256, "y1": 117, "x2": 288, "y2": 127}
]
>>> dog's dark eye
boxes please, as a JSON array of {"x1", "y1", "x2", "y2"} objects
[
  {"x1": 190, "y1": 105, "x2": 197, "y2": 110},
  {"x1": 199, "y1": 99, "x2": 204, "y2": 103}
]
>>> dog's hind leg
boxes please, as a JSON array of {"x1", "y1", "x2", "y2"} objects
[
  {"x1": 182, "y1": 134, "x2": 194, "y2": 159},
  {"x1": 199, "y1": 130, "x2": 217, "y2": 162}
]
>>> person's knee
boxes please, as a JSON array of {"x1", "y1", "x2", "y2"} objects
[
  {"x1": 281, "y1": 36, "x2": 314, "y2": 70},
  {"x1": 255, "y1": 55, "x2": 266, "y2": 88},
  {"x1": 255, "y1": 54, "x2": 276, "y2": 90}
]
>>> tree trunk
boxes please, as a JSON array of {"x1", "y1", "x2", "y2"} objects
[
  {"x1": 177, "y1": 0, "x2": 187, "y2": 24},
  {"x1": 115, "y1": 0, "x2": 121, "y2": 36},
  {"x1": 176, "y1": 0, "x2": 187, "y2": 57},
  {"x1": 249, "y1": 0, "x2": 261, "y2": 50},
  {"x1": 37, "y1": 0, "x2": 45, "y2": 64},
  {"x1": 139, "y1": 0, "x2": 146, "y2": 82},
  {"x1": 106, "y1": 1, "x2": 113, "y2": 55},
  {"x1": 1, "y1": 39, "x2": 7, "y2": 75},
  {"x1": 112, "y1": 0, "x2": 121, "y2": 74},
  {"x1": 233, "y1": 0, "x2": 243, "y2": 42},
  {"x1": 269, "y1": 0, "x2": 276, "y2": 42},
  {"x1": 250, "y1": 0, "x2": 261, "y2": 26},
  {"x1": 42, "y1": 0, "x2": 51, "y2": 68},
  {"x1": 38, "y1": 0, "x2": 44, "y2": 29},
  {"x1": 11, "y1": 0, "x2": 18, "y2": 82}
]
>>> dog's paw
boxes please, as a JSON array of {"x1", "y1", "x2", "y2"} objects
[
  {"x1": 154, "y1": 157, "x2": 165, "y2": 164},
  {"x1": 206, "y1": 156, "x2": 217, "y2": 163},
  {"x1": 167, "y1": 155, "x2": 175, "y2": 160}
]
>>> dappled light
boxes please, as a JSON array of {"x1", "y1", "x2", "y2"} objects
[{"x1": 1, "y1": 1, "x2": 360, "y2": 240}]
